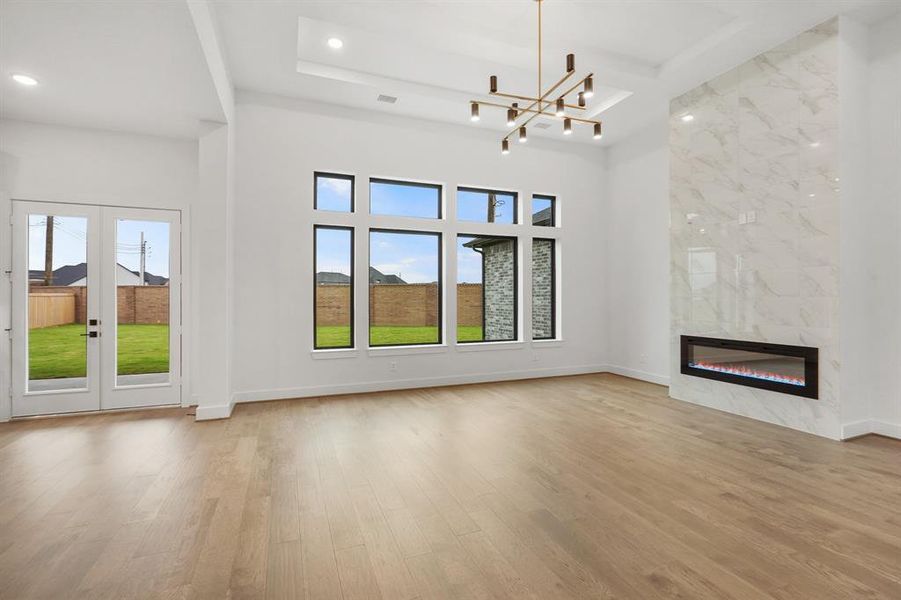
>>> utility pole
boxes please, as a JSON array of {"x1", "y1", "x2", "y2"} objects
[
  {"x1": 488, "y1": 192, "x2": 496, "y2": 223},
  {"x1": 43, "y1": 216, "x2": 54, "y2": 286},
  {"x1": 139, "y1": 232, "x2": 146, "y2": 286}
]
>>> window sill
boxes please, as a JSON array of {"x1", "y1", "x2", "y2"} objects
[
  {"x1": 532, "y1": 339, "x2": 564, "y2": 348},
  {"x1": 367, "y1": 344, "x2": 448, "y2": 357},
  {"x1": 455, "y1": 340, "x2": 525, "y2": 352},
  {"x1": 311, "y1": 348, "x2": 359, "y2": 360}
]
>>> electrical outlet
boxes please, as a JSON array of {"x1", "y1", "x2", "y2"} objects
[
  {"x1": 746, "y1": 210, "x2": 757, "y2": 223},
  {"x1": 639, "y1": 353, "x2": 648, "y2": 365},
  {"x1": 389, "y1": 360, "x2": 397, "y2": 372}
]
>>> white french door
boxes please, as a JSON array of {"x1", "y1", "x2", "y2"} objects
[{"x1": 10, "y1": 201, "x2": 181, "y2": 417}]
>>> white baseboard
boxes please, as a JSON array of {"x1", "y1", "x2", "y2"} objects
[
  {"x1": 232, "y1": 364, "x2": 607, "y2": 404},
  {"x1": 604, "y1": 364, "x2": 670, "y2": 386},
  {"x1": 841, "y1": 419, "x2": 901, "y2": 441},
  {"x1": 841, "y1": 420, "x2": 874, "y2": 440},
  {"x1": 194, "y1": 401, "x2": 234, "y2": 421}
]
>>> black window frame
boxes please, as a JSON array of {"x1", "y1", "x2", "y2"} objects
[
  {"x1": 456, "y1": 186, "x2": 519, "y2": 225},
  {"x1": 313, "y1": 225, "x2": 355, "y2": 350},
  {"x1": 314, "y1": 171, "x2": 355, "y2": 213},
  {"x1": 531, "y1": 194, "x2": 556, "y2": 227},
  {"x1": 531, "y1": 237, "x2": 556, "y2": 340},
  {"x1": 369, "y1": 177, "x2": 444, "y2": 219},
  {"x1": 368, "y1": 228, "x2": 443, "y2": 348},
  {"x1": 457, "y1": 233, "x2": 519, "y2": 344}
]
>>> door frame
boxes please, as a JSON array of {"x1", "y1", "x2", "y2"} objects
[{"x1": 1, "y1": 195, "x2": 191, "y2": 421}]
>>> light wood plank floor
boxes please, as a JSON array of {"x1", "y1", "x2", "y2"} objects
[{"x1": 1, "y1": 373, "x2": 899, "y2": 599}]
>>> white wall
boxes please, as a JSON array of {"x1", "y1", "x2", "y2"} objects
[
  {"x1": 0, "y1": 119, "x2": 197, "y2": 208},
  {"x1": 0, "y1": 119, "x2": 198, "y2": 421},
  {"x1": 604, "y1": 112, "x2": 670, "y2": 385},
  {"x1": 231, "y1": 96, "x2": 606, "y2": 401},
  {"x1": 862, "y1": 12, "x2": 901, "y2": 437}
]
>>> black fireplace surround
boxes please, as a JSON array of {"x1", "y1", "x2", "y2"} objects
[{"x1": 681, "y1": 336, "x2": 818, "y2": 399}]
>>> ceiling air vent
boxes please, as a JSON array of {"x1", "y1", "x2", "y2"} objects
[
  {"x1": 534, "y1": 122, "x2": 551, "y2": 129},
  {"x1": 377, "y1": 94, "x2": 397, "y2": 104}
]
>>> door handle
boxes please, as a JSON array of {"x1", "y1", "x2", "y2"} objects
[{"x1": 80, "y1": 331, "x2": 99, "y2": 338}]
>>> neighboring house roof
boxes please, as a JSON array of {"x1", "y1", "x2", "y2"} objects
[
  {"x1": 532, "y1": 206, "x2": 553, "y2": 226},
  {"x1": 314, "y1": 267, "x2": 407, "y2": 284},
  {"x1": 462, "y1": 236, "x2": 510, "y2": 250},
  {"x1": 369, "y1": 267, "x2": 406, "y2": 284},
  {"x1": 28, "y1": 262, "x2": 168, "y2": 286}
]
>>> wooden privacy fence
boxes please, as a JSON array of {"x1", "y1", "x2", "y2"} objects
[
  {"x1": 316, "y1": 283, "x2": 483, "y2": 327},
  {"x1": 29, "y1": 293, "x2": 76, "y2": 329}
]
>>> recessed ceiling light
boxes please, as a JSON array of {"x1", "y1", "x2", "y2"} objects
[
  {"x1": 11, "y1": 73, "x2": 38, "y2": 86},
  {"x1": 681, "y1": 114, "x2": 694, "y2": 122},
  {"x1": 327, "y1": 37, "x2": 343, "y2": 49},
  {"x1": 809, "y1": 141, "x2": 820, "y2": 148}
]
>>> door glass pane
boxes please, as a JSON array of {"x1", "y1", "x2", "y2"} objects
[
  {"x1": 315, "y1": 226, "x2": 353, "y2": 349},
  {"x1": 27, "y1": 214, "x2": 89, "y2": 391},
  {"x1": 116, "y1": 219, "x2": 170, "y2": 386}
]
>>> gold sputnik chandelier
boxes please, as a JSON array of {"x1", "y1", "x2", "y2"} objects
[{"x1": 469, "y1": 0, "x2": 603, "y2": 154}]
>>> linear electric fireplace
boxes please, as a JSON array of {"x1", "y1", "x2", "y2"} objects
[{"x1": 681, "y1": 336, "x2": 818, "y2": 399}]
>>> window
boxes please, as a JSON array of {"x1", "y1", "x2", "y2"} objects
[
  {"x1": 370, "y1": 178, "x2": 442, "y2": 219},
  {"x1": 315, "y1": 172, "x2": 354, "y2": 212},
  {"x1": 457, "y1": 235, "x2": 517, "y2": 343},
  {"x1": 531, "y1": 194, "x2": 555, "y2": 226},
  {"x1": 532, "y1": 238, "x2": 556, "y2": 339},
  {"x1": 369, "y1": 229, "x2": 442, "y2": 346},
  {"x1": 314, "y1": 226, "x2": 354, "y2": 349},
  {"x1": 457, "y1": 187, "x2": 517, "y2": 224}
]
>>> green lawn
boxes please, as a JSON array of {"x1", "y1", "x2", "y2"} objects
[
  {"x1": 316, "y1": 325, "x2": 484, "y2": 347},
  {"x1": 29, "y1": 323, "x2": 169, "y2": 380}
]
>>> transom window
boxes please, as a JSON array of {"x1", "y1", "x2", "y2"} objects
[
  {"x1": 370, "y1": 178, "x2": 442, "y2": 219},
  {"x1": 457, "y1": 187, "x2": 518, "y2": 224},
  {"x1": 314, "y1": 172, "x2": 354, "y2": 212}
]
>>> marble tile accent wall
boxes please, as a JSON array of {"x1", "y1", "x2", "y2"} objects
[{"x1": 670, "y1": 19, "x2": 842, "y2": 438}]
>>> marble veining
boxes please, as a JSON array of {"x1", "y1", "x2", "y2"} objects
[{"x1": 670, "y1": 19, "x2": 842, "y2": 439}]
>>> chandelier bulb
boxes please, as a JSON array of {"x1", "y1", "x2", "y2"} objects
[
  {"x1": 490, "y1": 75, "x2": 498, "y2": 94},
  {"x1": 519, "y1": 126, "x2": 528, "y2": 143},
  {"x1": 555, "y1": 98, "x2": 565, "y2": 117},
  {"x1": 501, "y1": 139, "x2": 510, "y2": 154},
  {"x1": 507, "y1": 108, "x2": 516, "y2": 127},
  {"x1": 563, "y1": 118, "x2": 572, "y2": 135},
  {"x1": 583, "y1": 76, "x2": 594, "y2": 99},
  {"x1": 593, "y1": 122, "x2": 602, "y2": 139},
  {"x1": 471, "y1": 102, "x2": 480, "y2": 122},
  {"x1": 578, "y1": 92, "x2": 586, "y2": 108}
]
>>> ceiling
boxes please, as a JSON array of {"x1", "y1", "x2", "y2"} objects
[
  {"x1": 2, "y1": 1, "x2": 899, "y2": 145},
  {"x1": 0, "y1": 0, "x2": 224, "y2": 139},
  {"x1": 215, "y1": 0, "x2": 899, "y2": 146}
]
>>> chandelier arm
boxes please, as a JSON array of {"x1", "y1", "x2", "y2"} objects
[
  {"x1": 475, "y1": 100, "x2": 600, "y2": 125},
  {"x1": 490, "y1": 91, "x2": 585, "y2": 111}
]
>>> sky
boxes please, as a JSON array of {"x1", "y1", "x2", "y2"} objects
[{"x1": 28, "y1": 214, "x2": 170, "y2": 279}]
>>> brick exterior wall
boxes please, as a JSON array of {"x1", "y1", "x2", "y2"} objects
[
  {"x1": 315, "y1": 283, "x2": 482, "y2": 327},
  {"x1": 531, "y1": 239, "x2": 554, "y2": 338},
  {"x1": 483, "y1": 240, "x2": 516, "y2": 340},
  {"x1": 29, "y1": 284, "x2": 169, "y2": 325},
  {"x1": 369, "y1": 283, "x2": 439, "y2": 327}
]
